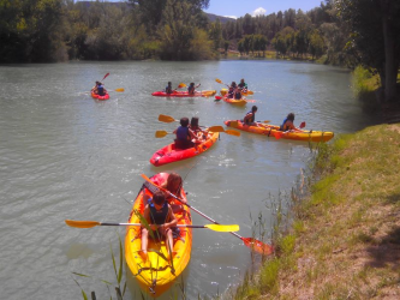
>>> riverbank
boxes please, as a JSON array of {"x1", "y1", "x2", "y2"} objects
[{"x1": 230, "y1": 124, "x2": 400, "y2": 299}]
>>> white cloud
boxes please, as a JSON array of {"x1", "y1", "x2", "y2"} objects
[{"x1": 252, "y1": 7, "x2": 267, "y2": 17}]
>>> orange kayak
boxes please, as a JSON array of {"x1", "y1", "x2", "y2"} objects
[{"x1": 224, "y1": 120, "x2": 334, "y2": 142}]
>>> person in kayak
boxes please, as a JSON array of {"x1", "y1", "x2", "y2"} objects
[
  {"x1": 140, "y1": 191, "x2": 178, "y2": 261},
  {"x1": 280, "y1": 113, "x2": 296, "y2": 131},
  {"x1": 190, "y1": 117, "x2": 207, "y2": 140},
  {"x1": 238, "y1": 79, "x2": 248, "y2": 92},
  {"x1": 165, "y1": 82, "x2": 173, "y2": 94},
  {"x1": 93, "y1": 81, "x2": 106, "y2": 96},
  {"x1": 227, "y1": 81, "x2": 237, "y2": 98},
  {"x1": 243, "y1": 105, "x2": 258, "y2": 126},
  {"x1": 188, "y1": 83, "x2": 196, "y2": 95},
  {"x1": 173, "y1": 117, "x2": 198, "y2": 149}
]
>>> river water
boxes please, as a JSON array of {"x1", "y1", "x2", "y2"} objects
[{"x1": 0, "y1": 60, "x2": 381, "y2": 299}]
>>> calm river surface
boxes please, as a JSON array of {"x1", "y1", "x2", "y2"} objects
[{"x1": 0, "y1": 60, "x2": 381, "y2": 299}]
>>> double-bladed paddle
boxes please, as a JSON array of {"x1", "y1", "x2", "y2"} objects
[
  {"x1": 157, "y1": 115, "x2": 241, "y2": 137},
  {"x1": 155, "y1": 127, "x2": 240, "y2": 138},
  {"x1": 65, "y1": 220, "x2": 239, "y2": 232},
  {"x1": 141, "y1": 174, "x2": 273, "y2": 255}
]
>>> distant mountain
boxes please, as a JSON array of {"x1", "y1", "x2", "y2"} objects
[
  {"x1": 206, "y1": 13, "x2": 236, "y2": 24},
  {"x1": 76, "y1": 1, "x2": 235, "y2": 23}
]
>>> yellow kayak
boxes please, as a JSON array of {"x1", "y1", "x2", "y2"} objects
[{"x1": 125, "y1": 173, "x2": 192, "y2": 296}]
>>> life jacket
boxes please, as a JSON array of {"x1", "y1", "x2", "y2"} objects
[
  {"x1": 149, "y1": 201, "x2": 169, "y2": 225},
  {"x1": 97, "y1": 85, "x2": 104, "y2": 96},
  {"x1": 176, "y1": 126, "x2": 190, "y2": 141},
  {"x1": 280, "y1": 118, "x2": 288, "y2": 131},
  {"x1": 244, "y1": 110, "x2": 255, "y2": 124},
  {"x1": 188, "y1": 86, "x2": 195, "y2": 94}
]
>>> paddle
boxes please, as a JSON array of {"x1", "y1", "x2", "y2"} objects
[
  {"x1": 65, "y1": 220, "x2": 239, "y2": 232},
  {"x1": 141, "y1": 174, "x2": 273, "y2": 255},
  {"x1": 157, "y1": 115, "x2": 241, "y2": 137},
  {"x1": 274, "y1": 121, "x2": 307, "y2": 140},
  {"x1": 155, "y1": 127, "x2": 240, "y2": 138},
  {"x1": 109, "y1": 88, "x2": 125, "y2": 92},
  {"x1": 158, "y1": 114, "x2": 178, "y2": 123},
  {"x1": 215, "y1": 78, "x2": 229, "y2": 87},
  {"x1": 102, "y1": 73, "x2": 110, "y2": 81},
  {"x1": 174, "y1": 83, "x2": 186, "y2": 90}
]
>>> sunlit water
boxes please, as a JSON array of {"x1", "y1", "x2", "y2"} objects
[{"x1": 0, "y1": 60, "x2": 381, "y2": 299}]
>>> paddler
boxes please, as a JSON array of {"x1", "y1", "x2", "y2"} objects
[
  {"x1": 165, "y1": 82, "x2": 173, "y2": 94},
  {"x1": 238, "y1": 78, "x2": 248, "y2": 92},
  {"x1": 243, "y1": 105, "x2": 259, "y2": 126},
  {"x1": 92, "y1": 81, "x2": 106, "y2": 96},
  {"x1": 173, "y1": 117, "x2": 199, "y2": 149},
  {"x1": 140, "y1": 191, "x2": 178, "y2": 261},
  {"x1": 279, "y1": 113, "x2": 296, "y2": 131},
  {"x1": 189, "y1": 117, "x2": 207, "y2": 140}
]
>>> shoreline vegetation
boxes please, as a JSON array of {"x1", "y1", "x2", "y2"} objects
[{"x1": 225, "y1": 124, "x2": 400, "y2": 299}]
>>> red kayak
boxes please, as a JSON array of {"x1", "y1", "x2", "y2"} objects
[
  {"x1": 150, "y1": 131, "x2": 219, "y2": 166},
  {"x1": 151, "y1": 90, "x2": 216, "y2": 97},
  {"x1": 91, "y1": 90, "x2": 110, "y2": 101}
]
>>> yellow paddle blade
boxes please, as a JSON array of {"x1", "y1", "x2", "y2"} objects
[
  {"x1": 263, "y1": 120, "x2": 270, "y2": 123},
  {"x1": 225, "y1": 129, "x2": 241, "y2": 137},
  {"x1": 158, "y1": 114, "x2": 177, "y2": 123},
  {"x1": 215, "y1": 78, "x2": 223, "y2": 84},
  {"x1": 205, "y1": 224, "x2": 240, "y2": 232},
  {"x1": 114, "y1": 88, "x2": 124, "y2": 92},
  {"x1": 178, "y1": 83, "x2": 186, "y2": 88},
  {"x1": 65, "y1": 219, "x2": 100, "y2": 228},
  {"x1": 155, "y1": 130, "x2": 169, "y2": 138},
  {"x1": 207, "y1": 126, "x2": 224, "y2": 132}
]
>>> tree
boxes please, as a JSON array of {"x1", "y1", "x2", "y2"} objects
[{"x1": 336, "y1": 0, "x2": 400, "y2": 102}]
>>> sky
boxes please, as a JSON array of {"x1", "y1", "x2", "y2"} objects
[
  {"x1": 85, "y1": 0, "x2": 324, "y2": 19},
  {"x1": 204, "y1": 0, "x2": 324, "y2": 19}
]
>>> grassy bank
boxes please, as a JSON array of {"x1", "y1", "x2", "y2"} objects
[{"x1": 229, "y1": 124, "x2": 400, "y2": 299}]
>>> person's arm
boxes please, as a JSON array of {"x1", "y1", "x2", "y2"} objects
[{"x1": 162, "y1": 206, "x2": 178, "y2": 229}]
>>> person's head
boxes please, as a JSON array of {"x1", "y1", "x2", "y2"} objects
[
  {"x1": 168, "y1": 81, "x2": 172, "y2": 86},
  {"x1": 287, "y1": 113, "x2": 295, "y2": 121},
  {"x1": 96, "y1": 81, "x2": 100, "y2": 85},
  {"x1": 231, "y1": 81, "x2": 237, "y2": 87},
  {"x1": 152, "y1": 191, "x2": 166, "y2": 206},
  {"x1": 240, "y1": 79, "x2": 245, "y2": 83},
  {"x1": 166, "y1": 172, "x2": 182, "y2": 194},
  {"x1": 190, "y1": 82, "x2": 194, "y2": 86},
  {"x1": 190, "y1": 117, "x2": 199, "y2": 127},
  {"x1": 252, "y1": 105, "x2": 258, "y2": 113},
  {"x1": 180, "y1": 117, "x2": 189, "y2": 127}
]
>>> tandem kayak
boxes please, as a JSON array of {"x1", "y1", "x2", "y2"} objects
[
  {"x1": 125, "y1": 173, "x2": 192, "y2": 296},
  {"x1": 151, "y1": 90, "x2": 216, "y2": 97},
  {"x1": 91, "y1": 90, "x2": 110, "y2": 100},
  {"x1": 150, "y1": 131, "x2": 219, "y2": 166},
  {"x1": 224, "y1": 120, "x2": 334, "y2": 142}
]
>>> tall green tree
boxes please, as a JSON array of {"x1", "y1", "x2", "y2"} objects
[{"x1": 336, "y1": 0, "x2": 400, "y2": 102}]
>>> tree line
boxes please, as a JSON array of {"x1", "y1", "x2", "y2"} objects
[{"x1": 0, "y1": 0, "x2": 398, "y2": 102}]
